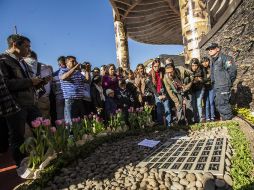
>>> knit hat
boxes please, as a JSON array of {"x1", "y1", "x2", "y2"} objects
[{"x1": 106, "y1": 89, "x2": 114, "y2": 96}]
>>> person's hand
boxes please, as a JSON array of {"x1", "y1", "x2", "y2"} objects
[
  {"x1": 159, "y1": 95, "x2": 165, "y2": 100},
  {"x1": 42, "y1": 76, "x2": 53, "y2": 84},
  {"x1": 75, "y1": 64, "x2": 81, "y2": 70},
  {"x1": 31, "y1": 77, "x2": 43, "y2": 86}
]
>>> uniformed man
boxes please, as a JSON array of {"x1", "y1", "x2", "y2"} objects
[{"x1": 206, "y1": 43, "x2": 237, "y2": 120}]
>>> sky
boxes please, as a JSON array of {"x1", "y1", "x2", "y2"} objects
[{"x1": 0, "y1": 0, "x2": 183, "y2": 71}]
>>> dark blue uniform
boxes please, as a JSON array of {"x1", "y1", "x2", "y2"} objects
[{"x1": 211, "y1": 53, "x2": 237, "y2": 120}]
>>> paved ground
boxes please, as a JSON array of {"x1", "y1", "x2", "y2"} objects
[{"x1": 0, "y1": 150, "x2": 25, "y2": 190}]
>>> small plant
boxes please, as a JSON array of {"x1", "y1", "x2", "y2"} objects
[
  {"x1": 48, "y1": 119, "x2": 70, "y2": 154},
  {"x1": 20, "y1": 118, "x2": 51, "y2": 169},
  {"x1": 82, "y1": 114, "x2": 105, "y2": 135},
  {"x1": 108, "y1": 109, "x2": 125, "y2": 131},
  {"x1": 235, "y1": 107, "x2": 254, "y2": 125}
]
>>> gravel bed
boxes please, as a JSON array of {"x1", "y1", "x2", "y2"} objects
[{"x1": 45, "y1": 127, "x2": 233, "y2": 190}]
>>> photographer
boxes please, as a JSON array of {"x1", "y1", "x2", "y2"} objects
[
  {"x1": 163, "y1": 60, "x2": 194, "y2": 125},
  {"x1": 80, "y1": 62, "x2": 92, "y2": 114},
  {"x1": 59, "y1": 56, "x2": 88, "y2": 124},
  {"x1": 0, "y1": 34, "x2": 42, "y2": 166}
]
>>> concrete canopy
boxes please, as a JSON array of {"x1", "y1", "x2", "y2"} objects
[
  {"x1": 110, "y1": 0, "x2": 182, "y2": 45},
  {"x1": 109, "y1": 0, "x2": 235, "y2": 45}
]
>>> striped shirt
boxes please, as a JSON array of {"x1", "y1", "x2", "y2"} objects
[{"x1": 59, "y1": 68, "x2": 86, "y2": 99}]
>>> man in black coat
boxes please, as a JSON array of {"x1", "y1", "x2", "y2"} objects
[
  {"x1": 0, "y1": 34, "x2": 43, "y2": 166},
  {"x1": 206, "y1": 43, "x2": 237, "y2": 120}
]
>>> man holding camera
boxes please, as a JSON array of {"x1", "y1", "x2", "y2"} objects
[
  {"x1": 59, "y1": 56, "x2": 88, "y2": 124},
  {"x1": 0, "y1": 34, "x2": 43, "y2": 166},
  {"x1": 163, "y1": 60, "x2": 194, "y2": 125}
]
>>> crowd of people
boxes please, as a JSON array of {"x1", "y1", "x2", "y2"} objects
[{"x1": 0, "y1": 34, "x2": 237, "y2": 169}]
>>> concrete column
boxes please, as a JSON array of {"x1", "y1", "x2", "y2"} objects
[
  {"x1": 179, "y1": 0, "x2": 210, "y2": 63},
  {"x1": 113, "y1": 11, "x2": 130, "y2": 69}
]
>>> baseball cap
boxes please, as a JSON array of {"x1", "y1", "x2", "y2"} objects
[{"x1": 205, "y1": 43, "x2": 219, "y2": 50}]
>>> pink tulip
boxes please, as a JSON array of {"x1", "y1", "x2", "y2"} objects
[
  {"x1": 96, "y1": 116, "x2": 100, "y2": 122},
  {"x1": 88, "y1": 114, "x2": 92, "y2": 119},
  {"x1": 117, "y1": 108, "x2": 122, "y2": 112},
  {"x1": 36, "y1": 117, "x2": 44, "y2": 122},
  {"x1": 31, "y1": 120, "x2": 41, "y2": 128},
  {"x1": 139, "y1": 107, "x2": 144, "y2": 111},
  {"x1": 50, "y1": 127, "x2": 56, "y2": 133},
  {"x1": 55, "y1": 120, "x2": 63, "y2": 126},
  {"x1": 136, "y1": 108, "x2": 140, "y2": 112},
  {"x1": 72, "y1": 118, "x2": 78, "y2": 123},
  {"x1": 42, "y1": 119, "x2": 51, "y2": 127}
]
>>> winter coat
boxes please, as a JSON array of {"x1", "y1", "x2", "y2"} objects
[
  {"x1": 0, "y1": 53, "x2": 36, "y2": 106},
  {"x1": 211, "y1": 53, "x2": 237, "y2": 90}
]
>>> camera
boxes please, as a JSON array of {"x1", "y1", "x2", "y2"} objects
[{"x1": 79, "y1": 61, "x2": 91, "y2": 70}]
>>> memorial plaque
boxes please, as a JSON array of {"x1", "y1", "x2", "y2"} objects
[{"x1": 139, "y1": 137, "x2": 227, "y2": 175}]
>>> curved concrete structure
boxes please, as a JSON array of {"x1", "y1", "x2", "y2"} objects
[
  {"x1": 110, "y1": 0, "x2": 182, "y2": 45},
  {"x1": 109, "y1": 0, "x2": 236, "y2": 45}
]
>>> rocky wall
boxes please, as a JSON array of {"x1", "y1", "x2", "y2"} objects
[{"x1": 200, "y1": 0, "x2": 254, "y2": 110}]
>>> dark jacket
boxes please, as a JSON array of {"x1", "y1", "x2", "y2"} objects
[
  {"x1": 146, "y1": 75, "x2": 169, "y2": 99},
  {"x1": 105, "y1": 96, "x2": 117, "y2": 118},
  {"x1": 191, "y1": 67, "x2": 205, "y2": 91},
  {"x1": 0, "y1": 54, "x2": 36, "y2": 106},
  {"x1": 203, "y1": 66, "x2": 212, "y2": 90},
  {"x1": 90, "y1": 84, "x2": 105, "y2": 109},
  {"x1": 0, "y1": 72, "x2": 20, "y2": 117},
  {"x1": 116, "y1": 88, "x2": 134, "y2": 109},
  {"x1": 211, "y1": 53, "x2": 237, "y2": 89}
]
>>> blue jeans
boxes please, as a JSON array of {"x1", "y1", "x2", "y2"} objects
[
  {"x1": 64, "y1": 99, "x2": 86, "y2": 124},
  {"x1": 204, "y1": 88, "x2": 215, "y2": 120},
  {"x1": 192, "y1": 89, "x2": 204, "y2": 122},
  {"x1": 155, "y1": 96, "x2": 171, "y2": 127}
]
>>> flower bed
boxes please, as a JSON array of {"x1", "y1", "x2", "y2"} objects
[
  {"x1": 17, "y1": 105, "x2": 155, "y2": 188},
  {"x1": 234, "y1": 107, "x2": 254, "y2": 125},
  {"x1": 17, "y1": 125, "x2": 166, "y2": 190},
  {"x1": 18, "y1": 115, "x2": 254, "y2": 189}
]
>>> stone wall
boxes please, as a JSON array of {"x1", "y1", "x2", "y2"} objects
[{"x1": 200, "y1": 0, "x2": 254, "y2": 110}]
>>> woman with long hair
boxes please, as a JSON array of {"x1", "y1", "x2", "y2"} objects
[
  {"x1": 190, "y1": 58, "x2": 205, "y2": 123},
  {"x1": 147, "y1": 59, "x2": 171, "y2": 127},
  {"x1": 201, "y1": 57, "x2": 215, "y2": 122},
  {"x1": 102, "y1": 64, "x2": 118, "y2": 93}
]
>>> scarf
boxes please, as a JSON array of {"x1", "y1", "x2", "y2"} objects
[
  {"x1": 155, "y1": 71, "x2": 162, "y2": 93},
  {"x1": 94, "y1": 84, "x2": 105, "y2": 101}
]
